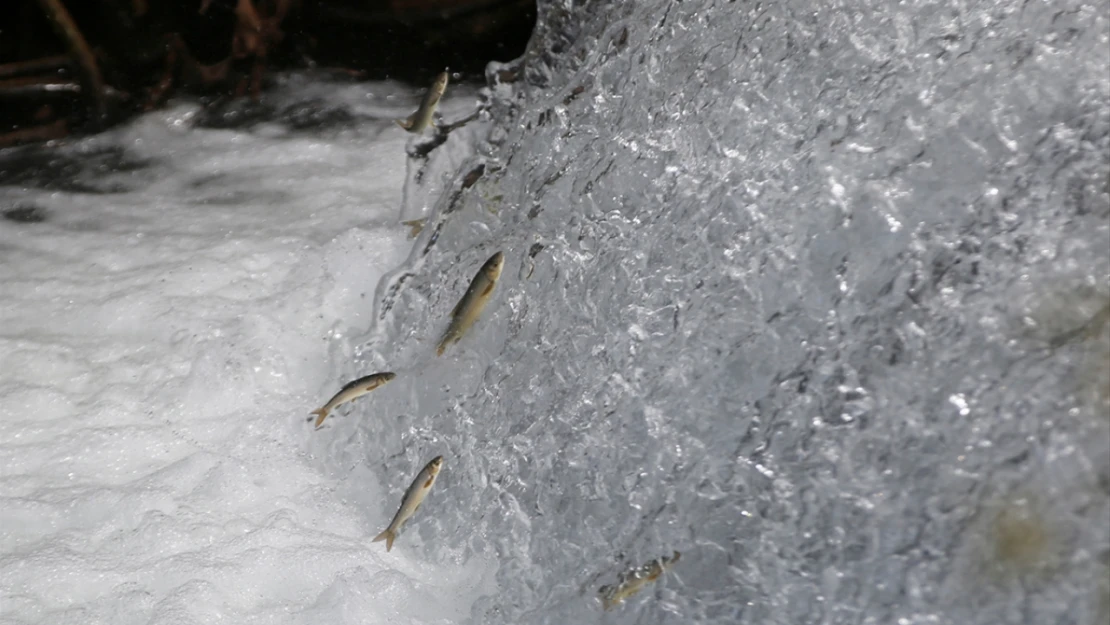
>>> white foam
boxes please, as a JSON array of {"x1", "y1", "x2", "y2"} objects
[{"x1": 0, "y1": 78, "x2": 493, "y2": 624}]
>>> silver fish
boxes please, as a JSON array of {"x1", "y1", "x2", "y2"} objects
[
  {"x1": 436, "y1": 252, "x2": 504, "y2": 357},
  {"x1": 598, "y1": 551, "x2": 681, "y2": 611},
  {"x1": 396, "y1": 71, "x2": 449, "y2": 133},
  {"x1": 373, "y1": 456, "x2": 444, "y2": 551},
  {"x1": 310, "y1": 372, "x2": 396, "y2": 428}
]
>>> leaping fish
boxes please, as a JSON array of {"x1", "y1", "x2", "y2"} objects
[
  {"x1": 598, "y1": 551, "x2": 681, "y2": 611},
  {"x1": 373, "y1": 456, "x2": 444, "y2": 551},
  {"x1": 396, "y1": 71, "x2": 449, "y2": 133},
  {"x1": 310, "y1": 372, "x2": 396, "y2": 429},
  {"x1": 436, "y1": 251, "x2": 504, "y2": 356}
]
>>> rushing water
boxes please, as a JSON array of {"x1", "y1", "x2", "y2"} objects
[
  {"x1": 333, "y1": 1, "x2": 1110, "y2": 624},
  {"x1": 2, "y1": 1, "x2": 1107, "y2": 624}
]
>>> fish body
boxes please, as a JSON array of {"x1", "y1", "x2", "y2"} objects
[
  {"x1": 311, "y1": 371, "x2": 396, "y2": 428},
  {"x1": 436, "y1": 252, "x2": 504, "y2": 356},
  {"x1": 599, "y1": 551, "x2": 681, "y2": 611},
  {"x1": 373, "y1": 456, "x2": 444, "y2": 551},
  {"x1": 396, "y1": 71, "x2": 449, "y2": 133}
]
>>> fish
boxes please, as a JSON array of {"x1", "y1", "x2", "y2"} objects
[
  {"x1": 436, "y1": 251, "x2": 504, "y2": 357},
  {"x1": 310, "y1": 371, "x2": 396, "y2": 428},
  {"x1": 396, "y1": 71, "x2": 449, "y2": 133},
  {"x1": 1049, "y1": 299, "x2": 1110, "y2": 348},
  {"x1": 402, "y1": 218, "x2": 426, "y2": 238},
  {"x1": 373, "y1": 455, "x2": 444, "y2": 551},
  {"x1": 598, "y1": 551, "x2": 681, "y2": 611}
]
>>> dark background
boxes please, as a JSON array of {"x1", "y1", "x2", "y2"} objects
[{"x1": 0, "y1": 0, "x2": 535, "y2": 144}]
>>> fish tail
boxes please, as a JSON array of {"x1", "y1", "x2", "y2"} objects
[
  {"x1": 396, "y1": 116, "x2": 414, "y2": 131},
  {"x1": 311, "y1": 408, "x2": 328, "y2": 428},
  {"x1": 436, "y1": 328, "x2": 458, "y2": 357},
  {"x1": 372, "y1": 529, "x2": 395, "y2": 551}
]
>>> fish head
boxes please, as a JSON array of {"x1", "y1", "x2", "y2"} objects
[
  {"x1": 429, "y1": 455, "x2": 444, "y2": 474},
  {"x1": 483, "y1": 252, "x2": 505, "y2": 281},
  {"x1": 382, "y1": 372, "x2": 397, "y2": 383},
  {"x1": 433, "y1": 71, "x2": 449, "y2": 94}
]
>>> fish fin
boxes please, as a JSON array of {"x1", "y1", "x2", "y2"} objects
[
  {"x1": 402, "y1": 218, "x2": 425, "y2": 238},
  {"x1": 598, "y1": 585, "x2": 616, "y2": 610},
  {"x1": 311, "y1": 408, "x2": 328, "y2": 428},
  {"x1": 481, "y1": 282, "x2": 495, "y2": 296},
  {"x1": 372, "y1": 529, "x2": 395, "y2": 551},
  {"x1": 338, "y1": 378, "x2": 363, "y2": 392},
  {"x1": 396, "y1": 116, "x2": 415, "y2": 131},
  {"x1": 436, "y1": 325, "x2": 457, "y2": 356},
  {"x1": 436, "y1": 329, "x2": 460, "y2": 356}
]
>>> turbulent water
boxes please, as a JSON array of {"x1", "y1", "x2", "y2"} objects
[
  {"x1": 323, "y1": 1, "x2": 1110, "y2": 624},
  {"x1": 1, "y1": 1, "x2": 1107, "y2": 625},
  {"x1": 0, "y1": 76, "x2": 494, "y2": 625}
]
